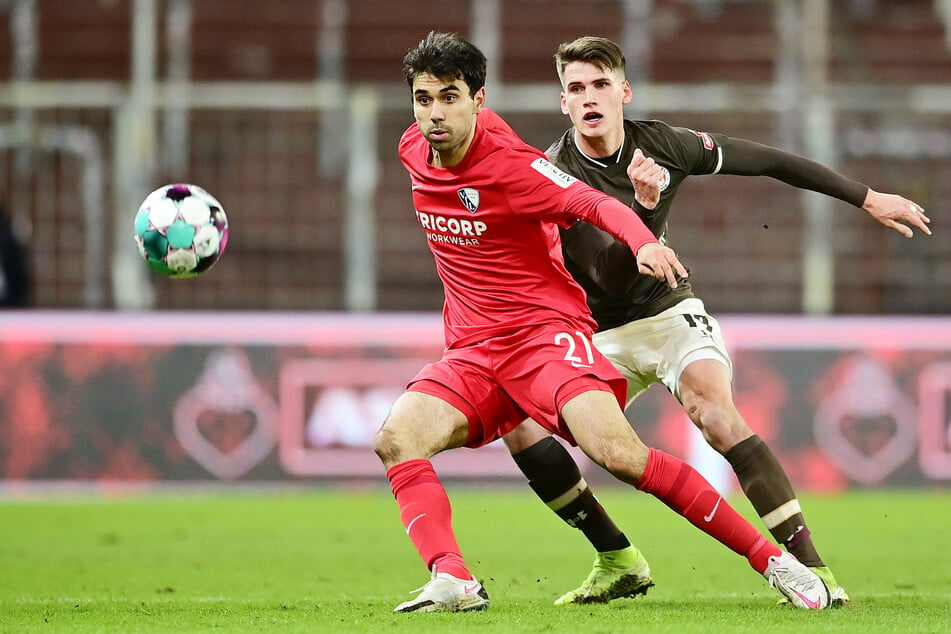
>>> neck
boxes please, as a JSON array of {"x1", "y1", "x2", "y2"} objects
[
  {"x1": 432, "y1": 146, "x2": 466, "y2": 168},
  {"x1": 431, "y1": 120, "x2": 478, "y2": 168},
  {"x1": 573, "y1": 127, "x2": 624, "y2": 162},
  {"x1": 573, "y1": 128, "x2": 624, "y2": 159}
]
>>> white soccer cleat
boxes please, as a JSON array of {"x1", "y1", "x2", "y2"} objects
[
  {"x1": 777, "y1": 565, "x2": 850, "y2": 608},
  {"x1": 393, "y1": 571, "x2": 490, "y2": 613},
  {"x1": 764, "y1": 552, "x2": 832, "y2": 609}
]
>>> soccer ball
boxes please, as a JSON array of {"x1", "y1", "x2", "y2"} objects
[{"x1": 133, "y1": 183, "x2": 229, "y2": 278}]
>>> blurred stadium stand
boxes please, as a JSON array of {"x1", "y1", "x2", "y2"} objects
[{"x1": 0, "y1": 0, "x2": 948, "y2": 313}]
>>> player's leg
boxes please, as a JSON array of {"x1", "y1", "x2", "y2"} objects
[
  {"x1": 373, "y1": 388, "x2": 489, "y2": 612},
  {"x1": 503, "y1": 420, "x2": 652, "y2": 604},
  {"x1": 505, "y1": 421, "x2": 630, "y2": 553},
  {"x1": 559, "y1": 389, "x2": 831, "y2": 609},
  {"x1": 679, "y1": 359, "x2": 814, "y2": 553},
  {"x1": 677, "y1": 357, "x2": 849, "y2": 605},
  {"x1": 657, "y1": 299, "x2": 847, "y2": 604}
]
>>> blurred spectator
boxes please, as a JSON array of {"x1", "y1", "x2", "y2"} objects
[{"x1": 0, "y1": 206, "x2": 28, "y2": 307}]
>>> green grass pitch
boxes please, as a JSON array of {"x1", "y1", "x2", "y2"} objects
[{"x1": 2, "y1": 486, "x2": 949, "y2": 632}]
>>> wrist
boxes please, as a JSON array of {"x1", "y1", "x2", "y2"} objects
[
  {"x1": 633, "y1": 239, "x2": 659, "y2": 256},
  {"x1": 633, "y1": 193, "x2": 657, "y2": 211}
]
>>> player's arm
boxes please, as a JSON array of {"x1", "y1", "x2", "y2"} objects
[
  {"x1": 514, "y1": 151, "x2": 683, "y2": 287},
  {"x1": 562, "y1": 151, "x2": 664, "y2": 296},
  {"x1": 718, "y1": 136, "x2": 931, "y2": 237},
  {"x1": 561, "y1": 222, "x2": 638, "y2": 296},
  {"x1": 566, "y1": 185, "x2": 687, "y2": 289}
]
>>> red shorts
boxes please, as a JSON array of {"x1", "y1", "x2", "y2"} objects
[{"x1": 408, "y1": 321, "x2": 626, "y2": 448}]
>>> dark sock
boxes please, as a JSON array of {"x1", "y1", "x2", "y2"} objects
[
  {"x1": 512, "y1": 436, "x2": 630, "y2": 553},
  {"x1": 725, "y1": 435, "x2": 823, "y2": 567}
]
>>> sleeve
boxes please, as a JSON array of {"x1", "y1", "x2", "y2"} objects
[
  {"x1": 561, "y1": 221, "x2": 638, "y2": 296},
  {"x1": 563, "y1": 184, "x2": 658, "y2": 256},
  {"x1": 714, "y1": 135, "x2": 869, "y2": 207},
  {"x1": 647, "y1": 121, "x2": 723, "y2": 176},
  {"x1": 501, "y1": 148, "x2": 656, "y2": 254}
]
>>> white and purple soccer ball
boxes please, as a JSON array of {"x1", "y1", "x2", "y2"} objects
[{"x1": 133, "y1": 183, "x2": 229, "y2": 279}]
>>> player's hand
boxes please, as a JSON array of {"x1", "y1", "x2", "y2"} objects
[
  {"x1": 635, "y1": 242, "x2": 688, "y2": 289},
  {"x1": 863, "y1": 189, "x2": 931, "y2": 237},
  {"x1": 627, "y1": 149, "x2": 663, "y2": 210}
]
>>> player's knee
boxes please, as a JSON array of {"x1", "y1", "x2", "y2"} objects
[
  {"x1": 373, "y1": 418, "x2": 428, "y2": 466},
  {"x1": 687, "y1": 398, "x2": 750, "y2": 454},
  {"x1": 374, "y1": 405, "x2": 460, "y2": 466},
  {"x1": 372, "y1": 425, "x2": 403, "y2": 466},
  {"x1": 596, "y1": 439, "x2": 649, "y2": 486},
  {"x1": 602, "y1": 456, "x2": 639, "y2": 484}
]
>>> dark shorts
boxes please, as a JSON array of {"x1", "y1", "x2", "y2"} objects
[{"x1": 408, "y1": 321, "x2": 626, "y2": 447}]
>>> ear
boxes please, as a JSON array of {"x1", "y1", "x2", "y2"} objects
[
  {"x1": 473, "y1": 86, "x2": 486, "y2": 111},
  {"x1": 560, "y1": 92, "x2": 569, "y2": 115},
  {"x1": 621, "y1": 80, "x2": 633, "y2": 106}
]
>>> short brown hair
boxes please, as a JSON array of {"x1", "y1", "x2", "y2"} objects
[{"x1": 554, "y1": 36, "x2": 626, "y2": 86}]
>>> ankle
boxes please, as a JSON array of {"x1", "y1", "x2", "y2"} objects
[
  {"x1": 597, "y1": 546, "x2": 640, "y2": 568},
  {"x1": 432, "y1": 553, "x2": 472, "y2": 580},
  {"x1": 749, "y1": 538, "x2": 783, "y2": 575}
]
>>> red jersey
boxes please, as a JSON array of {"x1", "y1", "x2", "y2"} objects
[{"x1": 399, "y1": 108, "x2": 657, "y2": 349}]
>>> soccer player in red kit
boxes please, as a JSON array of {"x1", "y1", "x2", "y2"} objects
[{"x1": 373, "y1": 31, "x2": 832, "y2": 613}]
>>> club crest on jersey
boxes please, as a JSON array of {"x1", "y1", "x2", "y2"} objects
[
  {"x1": 457, "y1": 187, "x2": 480, "y2": 213},
  {"x1": 690, "y1": 129, "x2": 715, "y2": 151},
  {"x1": 659, "y1": 166, "x2": 671, "y2": 191}
]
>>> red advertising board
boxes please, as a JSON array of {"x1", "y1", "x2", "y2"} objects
[{"x1": 1, "y1": 312, "x2": 949, "y2": 491}]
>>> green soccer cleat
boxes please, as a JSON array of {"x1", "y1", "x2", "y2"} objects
[
  {"x1": 811, "y1": 566, "x2": 850, "y2": 607},
  {"x1": 554, "y1": 546, "x2": 654, "y2": 605}
]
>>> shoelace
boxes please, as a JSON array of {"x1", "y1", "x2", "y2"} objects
[
  {"x1": 769, "y1": 566, "x2": 819, "y2": 592},
  {"x1": 405, "y1": 570, "x2": 439, "y2": 596}
]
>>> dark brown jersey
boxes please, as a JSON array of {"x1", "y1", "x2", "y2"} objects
[
  {"x1": 546, "y1": 119, "x2": 711, "y2": 329},
  {"x1": 546, "y1": 118, "x2": 868, "y2": 331}
]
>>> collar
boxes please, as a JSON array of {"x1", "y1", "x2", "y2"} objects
[{"x1": 573, "y1": 130, "x2": 625, "y2": 168}]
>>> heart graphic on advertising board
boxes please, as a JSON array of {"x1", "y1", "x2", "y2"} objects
[
  {"x1": 813, "y1": 355, "x2": 917, "y2": 484},
  {"x1": 174, "y1": 349, "x2": 278, "y2": 479}
]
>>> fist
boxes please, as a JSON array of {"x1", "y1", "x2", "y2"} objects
[{"x1": 627, "y1": 149, "x2": 664, "y2": 209}]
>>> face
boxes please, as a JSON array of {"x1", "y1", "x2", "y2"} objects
[
  {"x1": 560, "y1": 60, "x2": 632, "y2": 155},
  {"x1": 412, "y1": 72, "x2": 485, "y2": 167}
]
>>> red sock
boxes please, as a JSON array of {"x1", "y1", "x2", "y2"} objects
[
  {"x1": 637, "y1": 449, "x2": 780, "y2": 574},
  {"x1": 386, "y1": 459, "x2": 472, "y2": 579}
]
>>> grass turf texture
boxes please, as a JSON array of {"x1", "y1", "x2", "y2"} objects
[{"x1": 2, "y1": 487, "x2": 949, "y2": 633}]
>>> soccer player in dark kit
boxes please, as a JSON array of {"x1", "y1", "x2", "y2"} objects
[
  {"x1": 374, "y1": 31, "x2": 832, "y2": 613},
  {"x1": 502, "y1": 35, "x2": 932, "y2": 607}
]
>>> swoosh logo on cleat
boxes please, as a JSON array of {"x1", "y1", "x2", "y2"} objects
[
  {"x1": 790, "y1": 588, "x2": 822, "y2": 609},
  {"x1": 464, "y1": 583, "x2": 480, "y2": 594},
  {"x1": 703, "y1": 497, "x2": 722, "y2": 522},
  {"x1": 405, "y1": 513, "x2": 426, "y2": 535}
]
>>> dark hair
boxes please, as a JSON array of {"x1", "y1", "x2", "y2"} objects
[
  {"x1": 554, "y1": 36, "x2": 626, "y2": 86},
  {"x1": 402, "y1": 31, "x2": 487, "y2": 97}
]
